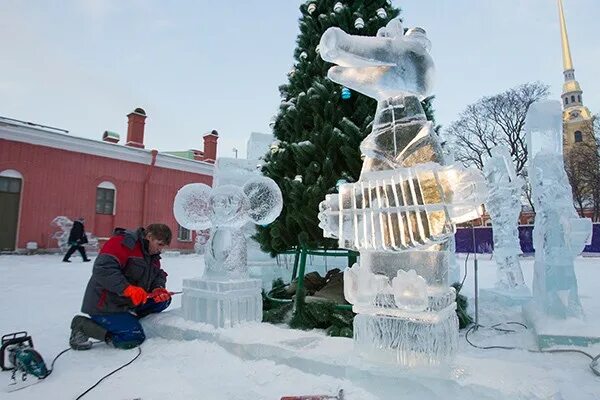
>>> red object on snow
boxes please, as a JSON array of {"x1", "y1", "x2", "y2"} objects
[{"x1": 281, "y1": 389, "x2": 344, "y2": 400}]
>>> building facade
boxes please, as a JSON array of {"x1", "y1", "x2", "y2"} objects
[{"x1": 0, "y1": 108, "x2": 218, "y2": 252}]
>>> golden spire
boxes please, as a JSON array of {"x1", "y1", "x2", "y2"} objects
[{"x1": 558, "y1": 0, "x2": 573, "y2": 71}]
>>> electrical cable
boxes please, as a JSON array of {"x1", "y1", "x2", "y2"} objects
[
  {"x1": 465, "y1": 322, "x2": 600, "y2": 377},
  {"x1": 75, "y1": 346, "x2": 142, "y2": 400},
  {"x1": 462, "y1": 250, "x2": 599, "y2": 377},
  {"x1": 43, "y1": 346, "x2": 72, "y2": 378},
  {"x1": 18, "y1": 341, "x2": 143, "y2": 398}
]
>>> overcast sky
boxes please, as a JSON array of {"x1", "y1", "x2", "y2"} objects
[{"x1": 1, "y1": 0, "x2": 599, "y2": 159}]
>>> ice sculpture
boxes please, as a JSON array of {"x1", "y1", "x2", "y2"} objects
[
  {"x1": 524, "y1": 101, "x2": 591, "y2": 319},
  {"x1": 173, "y1": 176, "x2": 283, "y2": 327},
  {"x1": 482, "y1": 146, "x2": 529, "y2": 295},
  {"x1": 318, "y1": 20, "x2": 486, "y2": 366}
]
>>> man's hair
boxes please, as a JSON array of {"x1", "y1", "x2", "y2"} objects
[{"x1": 145, "y1": 224, "x2": 172, "y2": 245}]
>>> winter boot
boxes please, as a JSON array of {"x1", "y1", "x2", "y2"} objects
[{"x1": 69, "y1": 315, "x2": 108, "y2": 350}]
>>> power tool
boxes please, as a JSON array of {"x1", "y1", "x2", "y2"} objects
[{"x1": 1, "y1": 331, "x2": 49, "y2": 390}]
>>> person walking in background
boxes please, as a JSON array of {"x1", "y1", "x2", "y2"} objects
[
  {"x1": 69, "y1": 224, "x2": 173, "y2": 350},
  {"x1": 62, "y1": 217, "x2": 91, "y2": 262}
]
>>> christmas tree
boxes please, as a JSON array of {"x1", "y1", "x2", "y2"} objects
[{"x1": 256, "y1": 0, "x2": 434, "y2": 254}]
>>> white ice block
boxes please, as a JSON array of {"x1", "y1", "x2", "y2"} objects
[{"x1": 182, "y1": 277, "x2": 262, "y2": 328}]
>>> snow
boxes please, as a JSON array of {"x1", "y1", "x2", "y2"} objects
[{"x1": 1, "y1": 253, "x2": 599, "y2": 399}]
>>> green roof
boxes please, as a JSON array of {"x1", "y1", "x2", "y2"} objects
[{"x1": 164, "y1": 150, "x2": 195, "y2": 160}]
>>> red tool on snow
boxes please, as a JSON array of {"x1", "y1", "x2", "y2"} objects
[{"x1": 281, "y1": 389, "x2": 344, "y2": 400}]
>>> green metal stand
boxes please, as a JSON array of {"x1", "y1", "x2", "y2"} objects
[{"x1": 265, "y1": 247, "x2": 358, "y2": 313}]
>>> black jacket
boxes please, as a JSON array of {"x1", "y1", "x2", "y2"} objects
[{"x1": 68, "y1": 220, "x2": 88, "y2": 245}]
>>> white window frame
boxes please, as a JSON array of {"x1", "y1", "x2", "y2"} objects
[{"x1": 96, "y1": 181, "x2": 116, "y2": 215}]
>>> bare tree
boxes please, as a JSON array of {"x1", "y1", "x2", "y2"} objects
[
  {"x1": 565, "y1": 116, "x2": 600, "y2": 220},
  {"x1": 444, "y1": 82, "x2": 550, "y2": 209},
  {"x1": 564, "y1": 146, "x2": 592, "y2": 217}
]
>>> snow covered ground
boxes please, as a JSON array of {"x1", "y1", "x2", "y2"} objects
[{"x1": 0, "y1": 253, "x2": 599, "y2": 399}]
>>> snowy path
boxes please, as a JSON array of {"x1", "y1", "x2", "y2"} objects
[{"x1": 0, "y1": 255, "x2": 376, "y2": 400}]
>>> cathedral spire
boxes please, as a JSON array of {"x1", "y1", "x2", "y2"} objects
[
  {"x1": 558, "y1": 0, "x2": 593, "y2": 153},
  {"x1": 557, "y1": 0, "x2": 584, "y2": 108},
  {"x1": 558, "y1": 0, "x2": 573, "y2": 72}
]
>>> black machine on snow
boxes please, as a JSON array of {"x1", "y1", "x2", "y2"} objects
[{"x1": 1, "y1": 332, "x2": 49, "y2": 390}]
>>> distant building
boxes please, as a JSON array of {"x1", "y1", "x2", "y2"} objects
[
  {"x1": 558, "y1": 0, "x2": 595, "y2": 154},
  {"x1": 0, "y1": 108, "x2": 218, "y2": 252}
]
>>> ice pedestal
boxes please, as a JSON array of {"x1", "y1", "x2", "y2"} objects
[
  {"x1": 182, "y1": 277, "x2": 262, "y2": 328},
  {"x1": 353, "y1": 306, "x2": 458, "y2": 367}
]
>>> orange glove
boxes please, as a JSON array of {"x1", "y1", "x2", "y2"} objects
[
  {"x1": 149, "y1": 287, "x2": 171, "y2": 303},
  {"x1": 123, "y1": 285, "x2": 148, "y2": 306}
]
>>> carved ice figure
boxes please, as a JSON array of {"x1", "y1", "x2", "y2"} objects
[
  {"x1": 482, "y1": 146, "x2": 528, "y2": 293},
  {"x1": 173, "y1": 177, "x2": 282, "y2": 328},
  {"x1": 525, "y1": 101, "x2": 591, "y2": 319},
  {"x1": 392, "y1": 269, "x2": 428, "y2": 312},
  {"x1": 173, "y1": 177, "x2": 282, "y2": 279},
  {"x1": 318, "y1": 19, "x2": 486, "y2": 366}
]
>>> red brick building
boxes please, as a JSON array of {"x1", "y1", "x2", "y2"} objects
[{"x1": 0, "y1": 108, "x2": 218, "y2": 252}]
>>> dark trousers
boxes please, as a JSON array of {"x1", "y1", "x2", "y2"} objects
[
  {"x1": 90, "y1": 298, "x2": 171, "y2": 349},
  {"x1": 63, "y1": 245, "x2": 89, "y2": 261}
]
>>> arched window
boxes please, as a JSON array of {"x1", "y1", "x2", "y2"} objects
[
  {"x1": 574, "y1": 131, "x2": 583, "y2": 143},
  {"x1": 564, "y1": 97, "x2": 568, "y2": 105},
  {"x1": 571, "y1": 95, "x2": 576, "y2": 103},
  {"x1": 578, "y1": 95, "x2": 581, "y2": 103},
  {"x1": 96, "y1": 181, "x2": 116, "y2": 215},
  {"x1": 0, "y1": 170, "x2": 23, "y2": 192}
]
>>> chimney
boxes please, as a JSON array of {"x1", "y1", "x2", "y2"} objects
[
  {"x1": 102, "y1": 130, "x2": 120, "y2": 144},
  {"x1": 202, "y1": 130, "x2": 219, "y2": 163},
  {"x1": 126, "y1": 108, "x2": 147, "y2": 148}
]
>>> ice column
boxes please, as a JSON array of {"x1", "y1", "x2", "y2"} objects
[
  {"x1": 173, "y1": 177, "x2": 282, "y2": 327},
  {"x1": 524, "y1": 101, "x2": 590, "y2": 319},
  {"x1": 482, "y1": 146, "x2": 529, "y2": 295},
  {"x1": 318, "y1": 20, "x2": 486, "y2": 366}
]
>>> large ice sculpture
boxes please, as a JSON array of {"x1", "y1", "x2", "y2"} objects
[
  {"x1": 173, "y1": 177, "x2": 283, "y2": 327},
  {"x1": 482, "y1": 146, "x2": 529, "y2": 295},
  {"x1": 524, "y1": 101, "x2": 591, "y2": 320},
  {"x1": 318, "y1": 20, "x2": 486, "y2": 366}
]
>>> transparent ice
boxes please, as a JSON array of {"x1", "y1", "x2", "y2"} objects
[
  {"x1": 174, "y1": 177, "x2": 282, "y2": 278},
  {"x1": 525, "y1": 101, "x2": 591, "y2": 319},
  {"x1": 318, "y1": 19, "x2": 486, "y2": 366},
  {"x1": 483, "y1": 146, "x2": 528, "y2": 293},
  {"x1": 173, "y1": 177, "x2": 283, "y2": 327}
]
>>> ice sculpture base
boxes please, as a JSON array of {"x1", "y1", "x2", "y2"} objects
[
  {"x1": 145, "y1": 310, "x2": 561, "y2": 400},
  {"x1": 353, "y1": 306, "x2": 459, "y2": 367},
  {"x1": 522, "y1": 302, "x2": 600, "y2": 349},
  {"x1": 480, "y1": 287, "x2": 531, "y2": 307},
  {"x1": 182, "y1": 277, "x2": 262, "y2": 328}
]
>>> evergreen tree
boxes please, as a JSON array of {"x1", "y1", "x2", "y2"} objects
[{"x1": 256, "y1": 1, "x2": 434, "y2": 254}]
